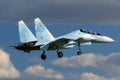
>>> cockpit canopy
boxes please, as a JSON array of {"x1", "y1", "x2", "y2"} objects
[{"x1": 80, "y1": 29, "x2": 101, "y2": 35}]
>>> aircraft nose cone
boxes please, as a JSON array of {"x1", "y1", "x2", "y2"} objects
[{"x1": 103, "y1": 36, "x2": 114, "y2": 43}]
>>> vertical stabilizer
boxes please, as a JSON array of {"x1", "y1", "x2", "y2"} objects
[
  {"x1": 34, "y1": 18, "x2": 55, "y2": 45},
  {"x1": 18, "y1": 20, "x2": 37, "y2": 43}
]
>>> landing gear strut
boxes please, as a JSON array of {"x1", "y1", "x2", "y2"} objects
[
  {"x1": 77, "y1": 42, "x2": 82, "y2": 55},
  {"x1": 41, "y1": 51, "x2": 47, "y2": 60}
]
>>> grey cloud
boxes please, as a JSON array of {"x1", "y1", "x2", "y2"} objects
[
  {"x1": 97, "y1": 53, "x2": 120, "y2": 76},
  {"x1": 80, "y1": 72, "x2": 116, "y2": 80},
  {"x1": 51, "y1": 53, "x2": 120, "y2": 76},
  {"x1": 25, "y1": 64, "x2": 64, "y2": 79},
  {"x1": 0, "y1": 0, "x2": 120, "y2": 24},
  {"x1": 0, "y1": 49, "x2": 20, "y2": 79}
]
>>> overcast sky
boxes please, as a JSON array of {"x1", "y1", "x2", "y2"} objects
[{"x1": 0, "y1": 0, "x2": 120, "y2": 24}]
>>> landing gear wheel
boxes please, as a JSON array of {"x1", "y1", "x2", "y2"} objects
[
  {"x1": 77, "y1": 51, "x2": 82, "y2": 55},
  {"x1": 57, "y1": 51, "x2": 63, "y2": 58},
  {"x1": 41, "y1": 53, "x2": 46, "y2": 60}
]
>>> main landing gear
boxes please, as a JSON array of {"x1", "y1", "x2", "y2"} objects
[
  {"x1": 77, "y1": 42, "x2": 82, "y2": 55},
  {"x1": 41, "y1": 50, "x2": 63, "y2": 60},
  {"x1": 40, "y1": 43, "x2": 82, "y2": 60},
  {"x1": 57, "y1": 49, "x2": 63, "y2": 58},
  {"x1": 41, "y1": 51, "x2": 47, "y2": 60},
  {"x1": 57, "y1": 45, "x2": 63, "y2": 58}
]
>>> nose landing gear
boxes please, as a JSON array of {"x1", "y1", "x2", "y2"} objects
[
  {"x1": 77, "y1": 51, "x2": 82, "y2": 55},
  {"x1": 77, "y1": 42, "x2": 82, "y2": 55}
]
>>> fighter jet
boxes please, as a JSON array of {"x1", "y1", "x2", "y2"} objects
[{"x1": 11, "y1": 18, "x2": 114, "y2": 60}]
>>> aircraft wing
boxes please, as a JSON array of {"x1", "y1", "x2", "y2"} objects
[
  {"x1": 40, "y1": 37, "x2": 92, "y2": 50},
  {"x1": 74, "y1": 38, "x2": 92, "y2": 46},
  {"x1": 40, "y1": 38, "x2": 73, "y2": 50}
]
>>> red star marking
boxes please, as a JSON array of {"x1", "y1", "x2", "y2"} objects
[{"x1": 40, "y1": 24, "x2": 42, "y2": 27}]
